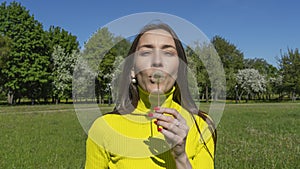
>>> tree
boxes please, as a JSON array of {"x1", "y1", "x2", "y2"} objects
[
  {"x1": 83, "y1": 27, "x2": 130, "y2": 103},
  {"x1": 244, "y1": 58, "x2": 277, "y2": 76},
  {"x1": 52, "y1": 45, "x2": 78, "y2": 104},
  {"x1": 236, "y1": 69, "x2": 266, "y2": 102},
  {"x1": 211, "y1": 36, "x2": 244, "y2": 99},
  {"x1": 0, "y1": 35, "x2": 11, "y2": 68},
  {"x1": 187, "y1": 41, "x2": 226, "y2": 102},
  {"x1": 44, "y1": 26, "x2": 80, "y2": 103},
  {"x1": 0, "y1": 35, "x2": 12, "y2": 100},
  {"x1": 96, "y1": 37, "x2": 130, "y2": 104},
  {"x1": 82, "y1": 27, "x2": 115, "y2": 72},
  {"x1": 0, "y1": 2, "x2": 50, "y2": 104},
  {"x1": 244, "y1": 58, "x2": 278, "y2": 100},
  {"x1": 278, "y1": 48, "x2": 300, "y2": 101},
  {"x1": 47, "y1": 25, "x2": 79, "y2": 54},
  {"x1": 269, "y1": 75, "x2": 283, "y2": 100},
  {"x1": 72, "y1": 56, "x2": 97, "y2": 102},
  {"x1": 185, "y1": 45, "x2": 209, "y2": 101}
]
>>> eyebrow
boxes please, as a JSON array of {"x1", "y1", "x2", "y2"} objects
[{"x1": 137, "y1": 44, "x2": 176, "y2": 50}]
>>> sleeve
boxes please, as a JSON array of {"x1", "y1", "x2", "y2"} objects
[
  {"x1": 85, "y1": 136, "x2": 110, "y2": 169},
  {"x1": 190, "y1": 134, "x2": 215, "y2": 169},
  {"x1": 189, "y1": 115, "x2": 216, "y2": 169}
]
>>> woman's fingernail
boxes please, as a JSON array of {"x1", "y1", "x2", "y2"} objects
[
  {"x1": 148, "y1": 113, "x2": 153, "y2": 117},
  {"x1": 154, "y1": 120, "x2": 158, "y2": 125},
  {"x1": 158, "y1": 128, "x2": 162, "y2": 132},
  {"x1": 154, "y1": 107, "x2": 160, "y2": 111}
]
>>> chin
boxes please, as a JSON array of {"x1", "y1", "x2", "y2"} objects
[
  {"x1": 149, "y1": 89, "x2": 164, "y2": 94},
  {"x1": 145, "y1": 84, "x2": 163, "y2": 94}
]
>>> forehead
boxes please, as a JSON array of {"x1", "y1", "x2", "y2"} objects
[{"x1": 139, "y1": 29, "x2": 175, "y2": 43}]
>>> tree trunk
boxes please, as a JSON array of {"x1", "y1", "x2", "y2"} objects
[
  {"x1": 52, "y1": 96, "x2": 55, "y2": 104},
  {"x1": 96, "y1": 96, "x2": 99, "y2": 104},
  {"x1": 246, "y1": 93, "x2": 249, "y2": 103},
  {"x1": 292, "y1": 91, "x2": 296, "y2": 102},
  {"x1": 44, "y1": 97, "x2": 48, "y2": 104},
  {"x1": 205, "y1": 85, "x2": 209, "y2": 103},
  {"x1": 213, "y1": 91, "x2": 218, "y2": 101},
  {"x1": 7, "y1": 91, "x2": 14, "y2": 105}
]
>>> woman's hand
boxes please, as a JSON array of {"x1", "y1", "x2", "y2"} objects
[{"x1": 150, "y1": 107, "x2": 190, "y2": 158}]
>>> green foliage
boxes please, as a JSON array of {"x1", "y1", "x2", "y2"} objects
[
  {"x1": 186, "y1": 41, "x2": 226, "y2": 101},
  {"x1": 0, "y1": 35, "x2": 11, "y2": 68},
  {"x1": 0, "y1": 1, "x2": 50, "y2": 103},
  {"x1": 0, "y1": 1, "x2": 80, "y2": 104},
  {"x1": 47, "y1": 26, "x2": 80, "y2": 54},
  {"x1": 0, "y1": 1, "x2": 294, "y2": 104},
  {"x1": 83, "y1": 29, "x2": 130, "y2": 103},
  {"x1": 83, "y1": 27, "x2": 115, "y2": 72},
  {"x1": 186, "y1": 45, "x2": 209, "y2": 92},
  {"x1": 97, "y1": 38, "x2": 130, "y2": 99},
  {"x1": 212, "y1": 36, "x2": 244, "y2": 71},
  {"x1": 244, "y1": 58, "x2": 277, "y2": 76},
  {"x1": 212, "y1": 36, "x2": 244, "y2": 98},
  {"x1": 72, "y1": 56, "x2": 97, "y2": 101},
  {"x1": 0, "y1": 35, "x2": 12, "y2": 91},
  {"x1": 278, "y1": 48, "x2": 300, "y2": 99}
]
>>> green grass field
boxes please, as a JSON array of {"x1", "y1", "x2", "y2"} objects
[{"x1": 0, "y1": 103, "x2": 299, "y2": 169}]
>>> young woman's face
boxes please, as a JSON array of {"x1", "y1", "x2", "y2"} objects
[{"x1": 134, "y1": 29, "x2": 179, "y2": 94}]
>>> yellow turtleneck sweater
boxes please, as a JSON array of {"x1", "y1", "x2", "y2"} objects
[{"x1": 85, "y1": 87, "x2": 215, "y2": 169}]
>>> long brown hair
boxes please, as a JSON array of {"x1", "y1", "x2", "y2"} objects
[{"x1": 111, "y1": 22, "x2": 216, "y2": 158}]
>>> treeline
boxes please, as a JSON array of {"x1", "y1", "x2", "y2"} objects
[
  {"x1": 0, "y1": 1, "x2": 299, "y2": 105},
  {"x1": 0, "y1": 2, "x2": 79, "y2": 104},
  {"x1": 188, "y1": 37, "x2": 299, "y2": 102}
]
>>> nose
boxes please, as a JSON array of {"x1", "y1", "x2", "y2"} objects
[{"x1": 151, "y1": 50, "x2": 163, "y2": 67}]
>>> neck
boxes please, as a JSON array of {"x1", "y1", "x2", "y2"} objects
[{"x1": 136, "y1": 85, "x2": 175, "y2": 112}]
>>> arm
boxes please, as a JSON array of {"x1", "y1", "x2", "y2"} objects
[
  {"x1": 151, "y1": 107, "x2": 192, "y2": 169},
  {"x1": 189, "y1": 116, "x2": 216, "y2": 169},
  {"x1": 85, "y1": 136, "x2": 110, "y2": 169},
  {"x1": 151, "y1": 107, "x2": 216, "y2": 169},
  {"x1": 190, "y1": 135, "x2": 215, "y2": 169},
  {"x1": 173, "y1": 152, "x2": 192, "y2": 169}
]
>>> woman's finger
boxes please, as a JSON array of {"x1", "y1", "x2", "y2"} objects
[
  {"x1": 154, "y1": 107, "x2": 186, "y2": 124},
  {"x1": 155, "y1": 120, "x2": 186, "y2": 138},
  {"x1": 159, "y1": 127, "x2": 186, "y2": 146}
]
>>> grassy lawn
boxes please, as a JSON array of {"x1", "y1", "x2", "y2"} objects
[{"x1": 0, "y1": 103, "x2": 299, "y2": 168}]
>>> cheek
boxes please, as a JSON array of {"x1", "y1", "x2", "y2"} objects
[
  {"x1": 135, "y1": 71, "x2": 149, "y2": 87},
  {"x1": 165, "y1": 59, "x2": 179, "y2": 77},
  {"x1": 136, "y1": 71, "x2": 146, "y2": 80},
  {"x1": 134, "y1": 57, "x2": 151, "y2": 73}
]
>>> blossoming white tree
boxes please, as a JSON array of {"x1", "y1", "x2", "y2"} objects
[
  {"x1": 52, "y1": 45, "x2": 78, "y2": 104},
  {"x1": 236, "y1": 68, "x2": 266, "y2": 102}
]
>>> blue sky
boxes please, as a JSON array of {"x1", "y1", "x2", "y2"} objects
[{"x1": 4, "y1": 0, "x2": 300, "y2": 67}]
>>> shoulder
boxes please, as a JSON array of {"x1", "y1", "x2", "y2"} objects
[
  {"x1": 191, "y1": 111, "x2": 217, "y2": 145},
  {"x1": 88, "y1": 113, "x2": 121, "y2": 134},
  {"x1": 93, "y1": 113, "x2": 122, "y2": 123},
  {"x1": 88, "y1": 113, "x2": 124, "y2": 146}
]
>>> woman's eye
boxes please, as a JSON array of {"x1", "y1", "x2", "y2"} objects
[
  {"x1": 163, "y1": 51, "x2": 176, "y2": 57},
  {"x1": 138, "y1": 51, "x2": 152, "y2": 56}
]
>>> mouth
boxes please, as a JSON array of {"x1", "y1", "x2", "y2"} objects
[{"x1": 149, "y1": 70, "x2": 165, "y2": 84}]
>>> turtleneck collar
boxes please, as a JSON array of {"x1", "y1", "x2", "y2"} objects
[{"x1": 136, "y1": 85, "x2": 175, "y2": 113}]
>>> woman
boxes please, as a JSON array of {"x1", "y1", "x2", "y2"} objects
[{"x1": 85, "y1": 23, "x2": 216, "y2": 169}]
